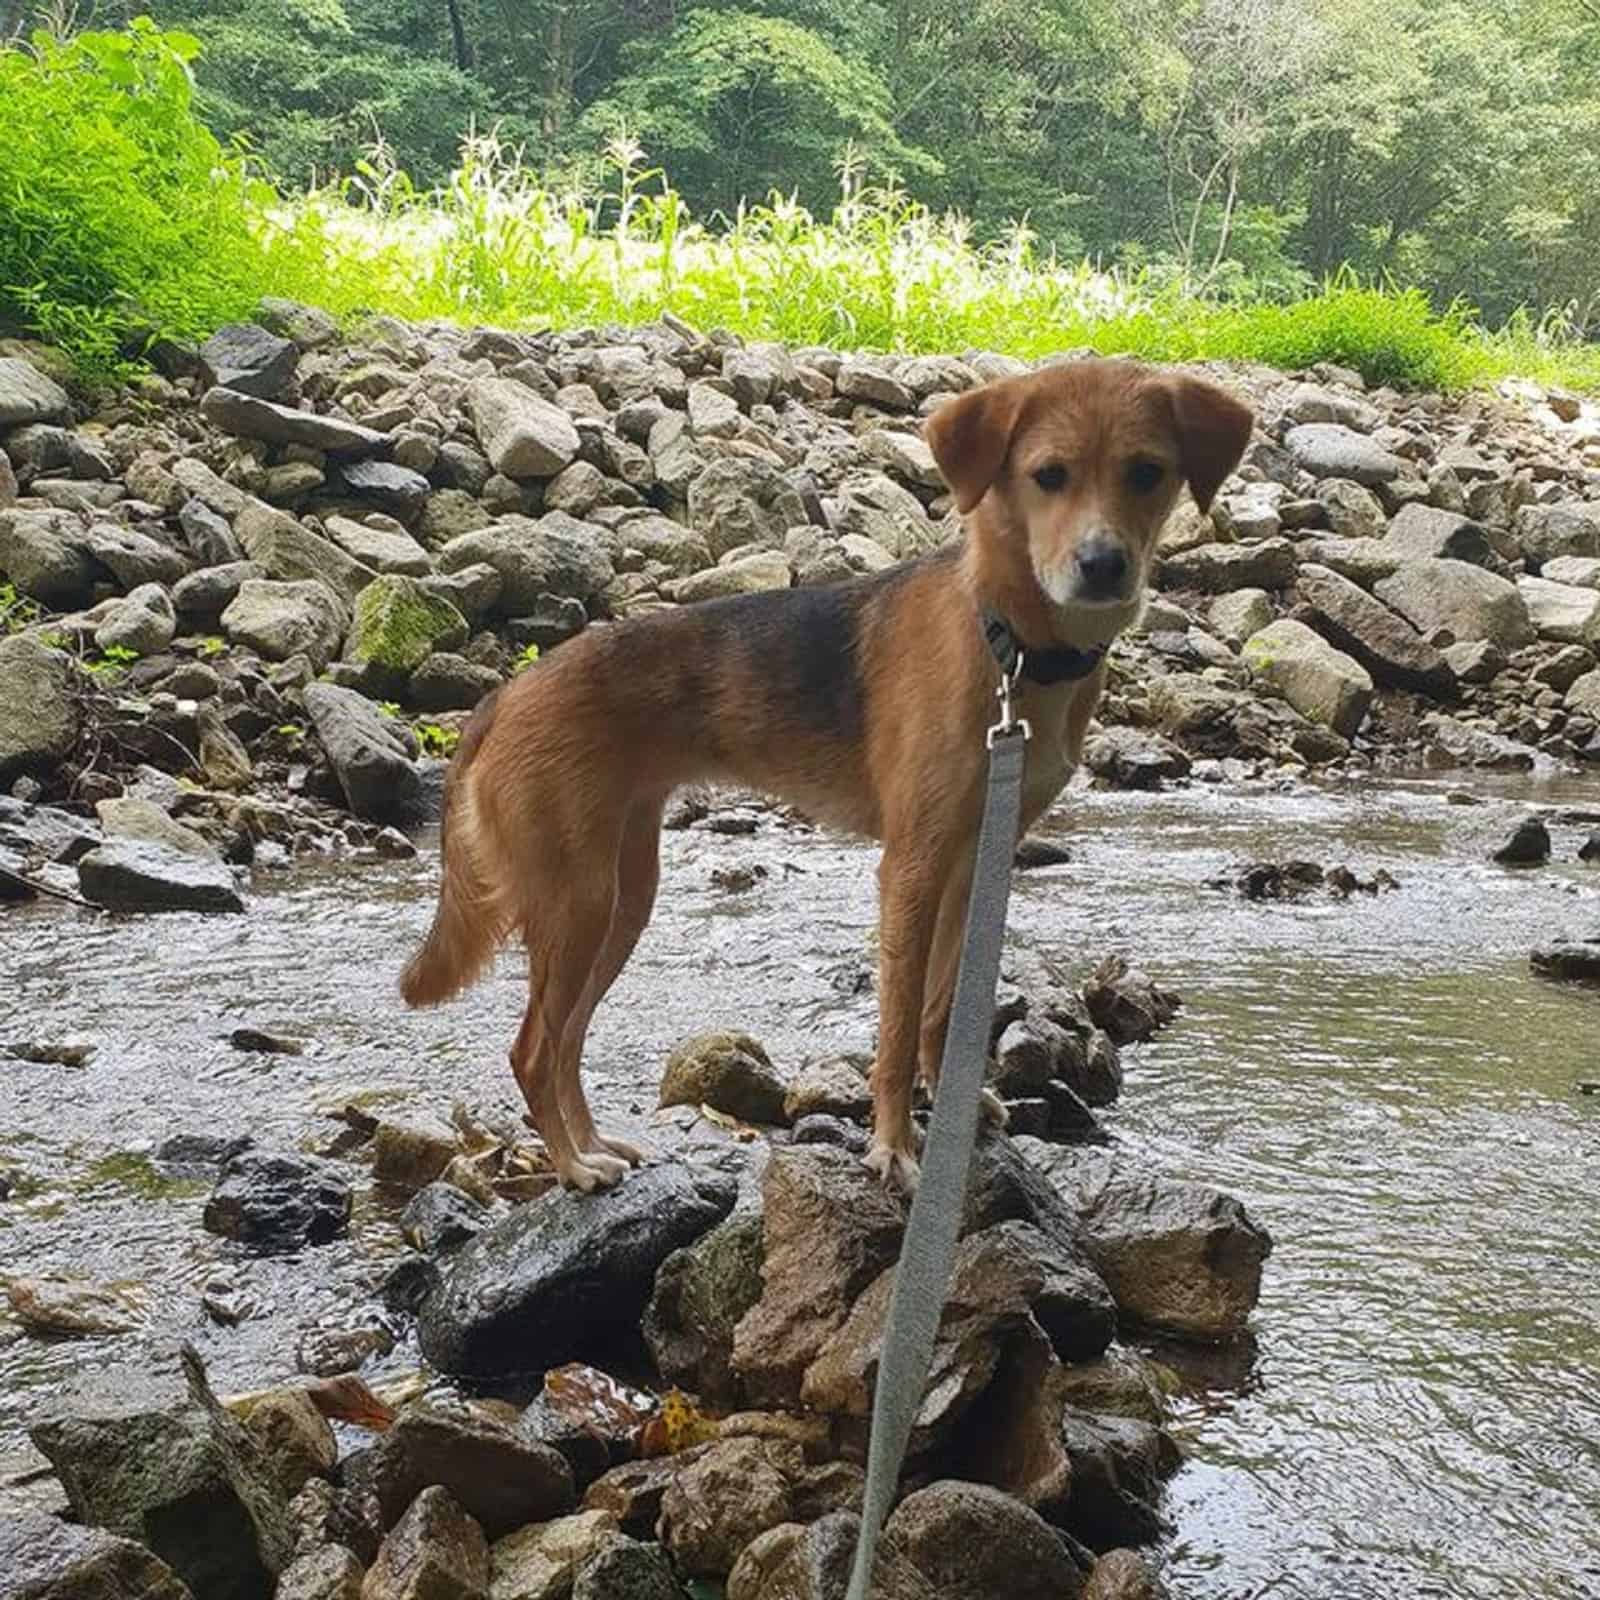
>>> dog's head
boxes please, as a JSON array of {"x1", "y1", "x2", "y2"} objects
[{"x1": 925, "y1": 359, "x2": 1253, "y2": 636}]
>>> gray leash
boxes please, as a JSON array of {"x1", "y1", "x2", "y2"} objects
[{"x1": 845, "y1": 664, "x2": 1031, "y2": 1599}]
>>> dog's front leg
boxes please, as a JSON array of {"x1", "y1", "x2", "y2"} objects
[{"x1": 866, "y1": 839, "x2": 949, "y2": 1192}]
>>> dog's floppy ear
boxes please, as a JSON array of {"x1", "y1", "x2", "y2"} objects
[
  {"x1": 924, "y1": 378, "x2": 1027, "y2": 514},
  {"x1": 1167, "y1": 375, "x2": 1254, "y2": 513}
]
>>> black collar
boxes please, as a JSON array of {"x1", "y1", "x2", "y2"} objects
[{"x1": 980, "y1": 607, "x2": 1108, "y2": 686}]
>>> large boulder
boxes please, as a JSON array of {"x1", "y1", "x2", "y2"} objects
[
  {"x1": 0, "y1": 1510, "x2": 195, "y2": 1599},
  {"x1": 199, "y1": 324, "x2": 298, "y2": 401},
  {"x1": 221, "y1": 578, "x2": 346, "y2": 670},
  {"x1": 1516, "y1": 576, "x2": 1600, "y2": 647},
  {"x1": 438, "y1": 513, "x2": 614, "y2": 613},
  {"x1": 199, "y1": 387, "x2": 385, "y2": 455},
  {"x1": 361, "y1": 1485, "x2": 488, "y2": 1600},
  {"x1": 302, "y1": 682, "x2": 422, "y2": 823},
  {"x1": 418, "y1": 1164, "x2": 734, "y2": 1380},
  {"x1": 77, "y1": 840, "x2": 245, "y2": 914},
  {"x1": 1382, "y1": 504, "x2": 1496, "y2": 568},
  {"x1": 0, "y1": 507, "x2": 97, "y2": 605},
  {"x1": 1242, "y1": 619, "x2": 1373, "y2": 739},
  {"x1": 0, "y1": 635, "x2": 78, "y2": 783},
  {"x1": 1283, "y1": 423, "x2": 1402, "y2": 485},
  {"x1": 467, "y1": 376, "x2": 582, "y2": 479},
  {"x1": 1374, "y1": 560, "x2": 1534, "y2": 649},
  {"x1": 1294, "y1": 562, "x2": 1454, "y2": 697}
]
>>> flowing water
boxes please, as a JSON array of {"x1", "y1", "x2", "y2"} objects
[{"x1": 2, "y1": 771, "x2": 1599, "y2": 1598}]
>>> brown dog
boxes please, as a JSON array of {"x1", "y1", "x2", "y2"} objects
[{"x1": 401, "y1": 359, "x2": 1252, "y2": 1192}]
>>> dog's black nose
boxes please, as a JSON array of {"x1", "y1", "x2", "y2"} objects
[{"x1": 1075, "y1": 535, "x2": 1129, "y2": 597}]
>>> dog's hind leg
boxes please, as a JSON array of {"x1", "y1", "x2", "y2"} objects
[{"x1": 554, "y1": 798, "x2": 665, "y2": 1169}]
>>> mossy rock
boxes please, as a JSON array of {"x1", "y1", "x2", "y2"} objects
[{"x1": 345, "y1": 574, "x2": 468, "y2": 678}]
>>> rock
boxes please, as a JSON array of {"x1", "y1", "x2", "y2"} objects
[
  {"x1": 303, "y1": 682, "x2": 423, "y2": 824},
  {"x1": 861, "y1": 427, "x2": 943, "y2": 489},
  {"x1": 1243, "y1": 618, "x2": 1373, "y2": 738},
  {"x1": 0, "y1": 506, "x2": 96, "y2": 604},
  {"x1": 1080, "y1": 956, "x2": 1179, "y2": 1046},
  {"x1": 0, "y1": 635, "x2": 78, "y2": 783},
  {"x1": 1283, "y1": 423, "x2": 1402, "y2": 485},
  {"x1": 360, "y1": 1406, "x2": 574, "y2": 1539},
  {"x1": 0, "y1": 1510, "x2": 195, "y2": 1599},
  {"x1": 1081, "y1": 727, "x2": 1191, "y2": 790},
  {"x1": 373, "y1": 1110, "x2": 463, "y2": 1192},
  {"x1": 884, "y1": 1480, "x2": 1087, "y2": 1599},
  {"x1": 345, "y1": 575, "x2": 468, "y2": 679},
  {"x1": 0, "y1": 356, "x2": 71, "y2": 424},
  {"x1": 468, "y1": 377, "x2": 582, "y2": 479},
  {"x1": 222, "y1": 578, "x2": 347, "y2": 669},
  {"x1": 1420, "y1": 712, "x2": 1535, "y2": 770},
  {"x1": 1314, "y1": 477, "x2": 1386, "y2": 538},
  {"x1": 836, "y1": 359, "x2": 914, "y2": 410},
  {"x1": 1374, "y1": 560, "x2": 1534, "y2": 649},
  {"x1": 1530, "y1": 939, "x2": 1600, "y2": 985},
  {"x1": 1278, "y1": 382, "x2": 1380, "y2": 431},
  {"x1": 202, "y1": 1149, "x2": 352, "y2": 1251},
  {"x1": 6, "y1": 1275, "x2": 141, "y2": 1336},
  {"x1": 1492, "y1": 816, "x2": 1550, "y2": 866},
  {"x1": 362, "y1": 1486, "x2": 488, "y2": 1600},
  {"x1": 401, "y1": 1182, "x2": 490, "y2": 1255},
  {"x1": 94, "y1": 582, "x2": 176, "y2": 656},
  {"x1": 581, "y1": 1459, "x2": 683, "y2": 1540},
  {"x1": 77, "y1": 840, "x2": 244, "y2": 914},
  {"x1": 419, "y1": 1164, "x2": 734, "y2": 1380},
  {"x1": 1517, "y1": 576, "x2": 1600, "y2": 646},
  {"x1": 320, "y1": 517, "x2": 431, "y2": 581},
  {"x1": 1082, "y1": 1549, "x2": 1167, "y2": 1600},
  {"x1": 1569, "y1": 668, "x2": 1600, "y2": 721},
  {"x1": 1156, "y1": 538, "x2": 1296, "y2": 593},
  {"x1": 29, "y1": 1357, "x2": 293, "y2": 1600},
  {"x1": 339, "y1": 461, "x2": 431, "y2": 521},
  {"x1": 81, "y1": 521, "x2": 189, "y2": 589},
  {"x1": 1295, "y1": 536, "x2": 1404, "y2": 587},
  {"x1": 688, "y1": 381, "x2": 741, "y2": 437},
  {"x1": 96, "y1": 797, "x2": 213, "y2": 859},
  {"x1": 832, "y1": 472, "x2": 940, "y2": 559},
  {"x1": 570, "y1": 1534, "x2": 683, "y2": 1600},
  {"x1": 1207, "y1": 588, "x2": 1273, "y2": 645},
  {"x1": 1057, "y1": 1409, "x2": 1177, "y2": 1548},
  {"x1": 688, "y1": 458, "x2": 807, "y2": 558},
  {"x1": 1383, "y1": 504, "x2": 1496, "y2": 567},
  {"x1": 1021, "y1": 1142, "x2": 1271, "y2": 1340},
  {"x1": 439, "y1": 515, "x2": 614, "y2": 613},
  {"x1": 667, "y1": 549, "x2": 792, "y2": 601},
  {"x1": 409, "y1": 653, "x2": 502, "y2": 712},
  {"x1": 0, "y1": 445, "x2": 14, "y2": 509},
  {"x1": 235, "y1": 499, "x2": 375, "y2": 606},
  {"x1": 488, "y1": 1510, "x2": 617, "y2": 1600},
  {"x1": 200, "y1": 324, "x2": 299, "y2": 401},
  {"x1": 726, "y1": 1513, "x2": 933, "y2": 1600},
  {"x1": 1543, "y1": 555, "x2": 1600, "y2": 590},
  {"x1": 238, "y1": 1388, "x2": 339, "y2": 1498},
  {"x1": 418, "y1": 491, "x2": 495, "y2": 550},
  {"x1": 1295, "y1": 563, "x2": 1453, "y2": 697},
  {"x1": 174, "y1": 559, "x2": 264, "y2": 619},
  {"x1": 609, "y1": 514, "x2": 711, "y2": 577},
  {"x1": 199, "y1": 387, "x2": 386, "y2": 455},
  {"x1": 659, "y1": 1030, "x2": 788, "y2": 1123},
  {"x1": 1514, "y1": 502, "x2": 1600, "y2": 567},
  {"x1": 782, "y1": 1056, "x2": 873, "y2": 1123},
  {"x1": 274, "y1": 1545, "x2": 366, "y2": 1600},
  {"x1": 658, "y1": 1439, "x2": 823, "y2": 1577}
]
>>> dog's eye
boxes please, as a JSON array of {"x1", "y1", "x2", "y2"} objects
[
  {"x1": 1127, "y1": 460, "x2": 1165, "y2": 493},
  {"x1": 1033, "y1": 464, "x2": 1068, "y2": 493}
]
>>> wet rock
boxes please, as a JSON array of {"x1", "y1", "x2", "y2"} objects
[
  {"x1": 1383, "y1": 504, "x2": 1496, "y2": 568},
  {"x1": 303, "y1": 682, "x2": 423, "y2": 823},
  {"x1": 0, "y1": 1510, "x2": 195, "y2": 1600},
  {"x1": 659, "y1": 1030, "x2": 788, "y2": 1123},
  {"x1": 783, "y1": 1056, "x2": 873, "y2": 1123},
  {"x1": 726, "y1": 1512, "x2": 933, "y2": 1600},
  {"x1": 1295, "y1": 562, "x2": 1454, "y2": 697},
  {"x1": 468, "y1": 377, "x2": 582, "y2": 479},
  {"x1": 1057, "y1": 1409, "x2": 1179, "y2": 1548},
  {"x1": 0, "y1": 635, "x2": 78, "y2": 783},
  {"x1": 1014, "y1": 836, "x2": 1072, "y2": 869},
  {"x1": 77, "y1": 840, "x2": 245, "y2": 914},
  {"x1": 297, "y1": 1324, "x2": 394, "y2": 1377},
  {"x1": 1283, "y1": 423, "x2": 1402, "y2": 485},
  {"x1": 1081, "y1": 727, "x2": 1191, "y2": 790},
  {"x1": 1375, "y1": 560, "x2": 1534, "y2": 649},
  {"x1": 29, "y1": 1357, "x2": 293, "y2": 1600},
  {"x1": 222, "y1": 577, "x2": 346, "y2": 670},
  {"x1": 1055, "y1": 1349, "x2": 1170, "y2": 1425},
  {"x1": 402, "y1": 1182, "x2": 491, "y2": 1255},
  {"x1": 274, "y1": 1544, "x2": 366, "y2": 1600},
  {"x1": 203, "y1": 1149, "x2": 352, "y2": 1251},
  {"x1": 1082, "y1": 1548, "x2": 1168, "y2": 1600},
  {"x1": 357, "y1": 1406, "x2": 573, "y2": 1540},
  {"x1": 199, "y1": 387, "x2": 385, "y2": 455},
  {"x1": 419, "y1": 1164, "x2": 734, "y2": 1380},
  {"x1": 1082, "y1": 956, "x2": 1180, "y2": 1045},
  {"x1": 1156, "y1": 537, "x2": 1296, "y2": 594},
  {"x1": 885, "y1": 1480, "x2": 1087, "y2": 1599},
  {"x1": 1420, "y1": 712, "x2": 1534, "y2": 770},
  {"x1": 200, "y1": 324, "x2": 299, "y2": 401},
  {"x1": 156, "y1": 1130, "x2": 254, "y2": 1174},
  {"x1": 1020, "y1": 1142, "x2": 1270, "y2": 1340},
  {"x1": 570, "y1": 1534, "x2": 683, "y2": 1600},
  {"x1": 238, "y1": 1388, "x2": 339, "y2": 1497},
  {"x1": 7, "y1": 1275, "x2": 142, "y2": 1336},
  {"x1": 1243, "y1": 619, "x2": 1373, "y2": 739},
  {"x1": 581, "y1": 1457, "x2": 684, "y2": 1539},
  {"x1": 1518, "y1": 575, "x2": 1600, "y2": 646},
  {"x1": 488, "y1": 1509, "x2": 618, "y2": 1599},
  {"x1": 1530, "y1": 938, "x2": 1600, "y2": 985},
  {"x1": 94, "y1": 796, "x2": 210, "y2": 860},
  {"x1": 1492, "y1": 816, "x2": 1551, "y2": 866},
  {"x1": 362, "y1": 1486, "x2": 488, "y2": 1600},
  {"x1": 1580, "y1": 832, "x2": 1600, "y2": 863}
]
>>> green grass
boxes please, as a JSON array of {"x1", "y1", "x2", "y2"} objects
[{"x1": 3, "y1": 22, "x2": 1599, "y2": 394}]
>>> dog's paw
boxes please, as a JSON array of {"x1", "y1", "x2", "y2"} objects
[
  {"x1": 980, "y1": 1088, "x2": 1010, "y2": 1129},
  {"x1": 557, "y1": 1153, "x2": 629, "y2": 1193},
  {"x1": 864, "y1": 1140, "x2": 920, "y2": 1195},
  {"x1": 596, "y1": 1134, "x2": 647, "y2": 1168}
]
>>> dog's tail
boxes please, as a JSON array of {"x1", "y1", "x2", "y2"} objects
[{"x1": 400, "y1": 692, "x2": 508, "y2": 1009}]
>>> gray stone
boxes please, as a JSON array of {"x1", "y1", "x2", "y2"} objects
[
  {"x1": 1207, "y1": 589, "x2": 1273, "y2": 645},
  {"x1": 1284, "y1": 423, "x2": 1402, "y2": 485},
  {"x1": 438, "y1": 514, "x2": 614, "y2": 613},
  {"x1": 273, "y1": 1545, "x2": 364, "y2": 1600},
  {"x1": 94, "y1": 582, "x2": 176, "y2": 656},
  {"x1": 0, "y1": 445, "x2": 15, "y2": 510},
  {"x1": 1514, "y1": 501, "x2": 1600, "y2": 568},
  {"x1": 832, "y1": 471, "x2": 939, "y2": 560},
  {"x1": 836, "y1": 359, "x2": 915, "y2": 410},
  {"x1": 235, "y1": 499, "x2": 375, "y2": 606},
  {"x1": 1517, "y1": 576, "x2": 1600, "y2": 646},
  {"x1": 689, "y1": 458, "x2": 808, "y2": 558},
  {"x1": 468, "y1": 377, "x2": 582, "y2": 479},
  {"x1": 0, "y1": 507, "x2": 96, "y2": 604},
  {"x1": 303, "y1": 682, "x2": 422, "y2": 823},
  {"x1": 1543, "y1": 555, "x2": 1600, "y2": 590},
  {"x1": 423, "y1": 563, "x2": 502, "y2": 624},
  {"x1": 1157, "y1": 538, "x2": 1297, "y2": 594},
  {"x1": 1567, "y1": 667, "x2": 1600, "y2": 721},
  {"x1": 178, "y1": 498, "x2": 245, "y2": 567},
  {"x1": 0, "y1": 1511, "x2": 195, "y2": 1599},
  {"x1": 0, "y1": 356, "x2": 71, "y2": 425},
  {"x1": 96, "y1": 797, "x2": 213, "y2": 859},
  {"x1": 77, "y1": 840, "x2": 244, "y2": 914},
  {"x1": 543, "y1": 460, "x2": 609, "y2": 518},
  {"x1": 1375, "y1": 560, "x2": 1534, "y2": 649},
  {"x1": 363, "y1": 1486, "x2": 488, "y2": 1600},
  {"x1": 1243, "y1": 619, "x2": 1372, "y2": 738},
  {"x1": 0, "y1": 635, "x2": 78, "y2": 783},
  {"x1": 338, "y1": 460, "x2": 431, "y2": 522},
  {"x1": 409, "y1": 653, "x2": 502, "y2": 712},
  {"x1": 1419, "y1": 712, "x2": 1534, "y2": 769},
  {"x1": 1314, "y1": 478, "x2": 1386, "y2": 539},
  {"x1": 667, "y1": 550, "x2": 791, "y2": 602},
  {"x1": 611, "y1": 514, "x2": 712, "y2": 577},
  {"x1": 323, "y1": 515, "x2": 432, "y2": 577},
  {"x1": 222, "y1": 579, "x2": 346, "y2": 670},
  {"x1": 861, "y1": 428, "x2": 943, "y2": 489},
  {"x1": 1295, "y1": 563, "x2": 1454, "y2": 696},
  {"x1": 571, "y1": 1535, "x2": 683, "y2": 1600},
  {"x1": 1384, "y1": 503, "x2": 1496, "y2": 568},
  {"x1": 257, "y1": 297, "x2": 341, "y2": 350},
  {"x1": 1294, "y1": 537, "x2": 1405, "y2": 587},
  {"x1": 418, "y1": 490, "x2": 495, "y2": 550},
  {"x1": 199, "y1": 387, "x2": 386, "y2": 455},
  {"x1": 688, "y1": 381, "x2": 741, "y2": 438},
  {"x1": 81, "y1": 522, "x2": 189, "y2": 590},
  {"x1": 1278, "y1": 382, "x2": 1380, "y2": 432},
  {"x1": 1081, "y1": 727, "x2": 1191, "y2": 790},
  {"x1": 200, "y1": 324, "x2": 299, "y2": 401}
]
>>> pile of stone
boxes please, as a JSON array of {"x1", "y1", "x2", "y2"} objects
[{"x1": 3, "y1": 312, "x2": 1599, "y2": 912}]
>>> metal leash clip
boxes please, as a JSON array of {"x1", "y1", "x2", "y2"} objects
[{"x1": 987, "y1": 657, "x2": 1032, "y2": 747}]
